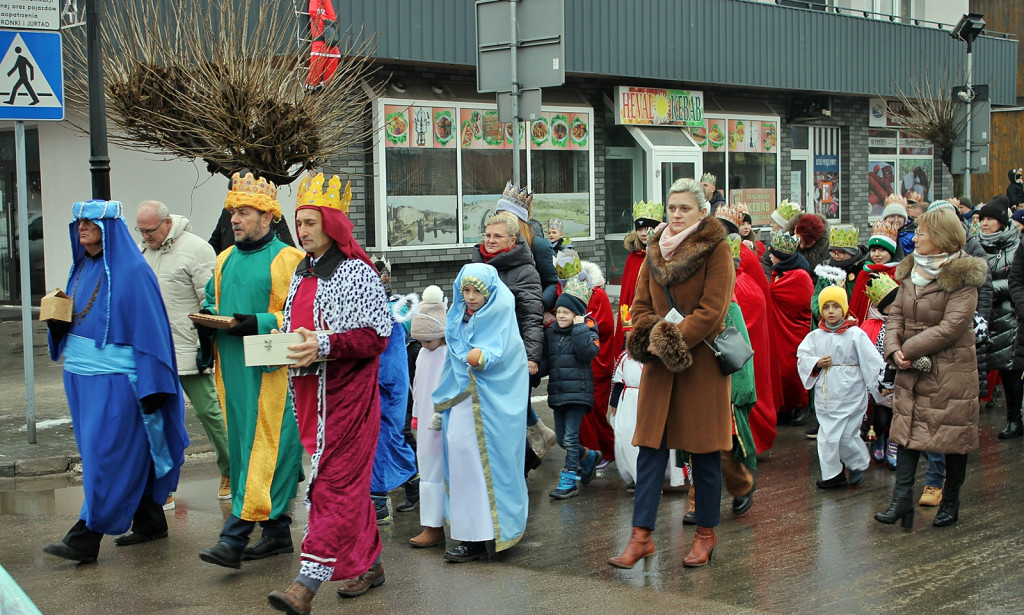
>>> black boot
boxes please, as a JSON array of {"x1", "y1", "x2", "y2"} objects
[
  {"x1": 396, "y1": 474, "x2": 420, "y2": 512},
  {"x1": 524, "y1": 441, "x2": 542, "y2": 477},
  {"x1": 875, "y1": 445, "x2": 917, "y2": 528},
  {"x1": 874, "y1": 499, "x2": 915, "y2": 528},
  {"x1": 998, "y1": 419, "x2": 1023, "y2": 440},
  {"x1": 932, "y1": 500, "x2": 960, "y2": 527}
]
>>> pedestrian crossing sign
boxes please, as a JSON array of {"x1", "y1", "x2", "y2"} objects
[{"x1": 0, "y1": 30, "x2": 63, "y2": 121}]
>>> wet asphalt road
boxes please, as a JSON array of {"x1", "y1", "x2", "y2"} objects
[{"x1": 2, "y1": 406, "x2": 1023, "y2": 615}]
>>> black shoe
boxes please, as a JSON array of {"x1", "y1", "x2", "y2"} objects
[
  {"x1": 732, "y1": 481, "x2": 756, "y2": 516},
  {"x1": 683, "y1": 510, "x2": 696, "y2": 525},
  {"x1": 396, "y1": 475, "x2": 420, "y2": 512},
  {"x1": 113, "y1": 530, "x2": 168, "y2": 547},
  {"x1": 790, "y1": 406, "x2": 812, "y2": 426},
  {"x1": 43, "y1": 542, "x2": 97, "y2": 564},
  {"x1": 199, "y1": 541, "x2": 242, "y2": 569},
  {"x1": 816, "y1": 472, "x2": 848, "y2": 489},
  {"x1": 524, "y1": 447, "x2": 542, "y2": 478},
  {"x1": 874, "y1": 499, "x2": 914, "y2": 528},
  {"x1": 443, "y1": 541, "x2": 486, "y2": 563},
  {"x1": 847, "y1": 469, "x2": 866, "y2": 487},
  {"x1": 242, "y1": 536, "x2": 293, "y2": 560},
  {"x1": 998, "y1": 420, "x2": 1023, "y2": 440},
  {"x1": 804, "y1": 425, "x2": 818, "y2": 439},
  {"x1": 932, "y1": 500, "x2": 960, "y2": 527}
]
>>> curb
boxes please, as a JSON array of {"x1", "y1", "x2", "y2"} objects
[{"x1": 0, "y1": 443, "x2": 216, "y2": 479}]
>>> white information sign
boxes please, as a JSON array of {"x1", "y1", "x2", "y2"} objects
[{"x1": 0, "y1": 0, "x2": 61, "y2": 31}]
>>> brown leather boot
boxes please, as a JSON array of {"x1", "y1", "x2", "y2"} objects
[
  {"x1": 267, "y1": 581, "x2": 314, "y2": 615},
  {"x1": 409, "y1": 526, "x2": 445, "y2": 548},
  {"x1": 683, "y1": 526, "x2": 717, "y2": 567},
  {"x1": 336, "y1": 562, "x2": 385, "y2": 597},
  {"x1": 607, "y1": 527, "x2": 655, "y2": 569}
]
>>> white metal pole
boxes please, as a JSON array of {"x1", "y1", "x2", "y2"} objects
[
  {"x1": 510, "y1": 0, "x2": 520, "y2": 185},
  {"x1": 15, "y1": 120, "x2": 36, "y2": 444}
]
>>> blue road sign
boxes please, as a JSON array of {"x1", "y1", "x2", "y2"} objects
[{"x1": 0, "y1": 30, "x2": 63, "y2": 121}]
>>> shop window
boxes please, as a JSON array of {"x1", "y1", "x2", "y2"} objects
[
  {"x1": 376, "y1": 100, "x2": 594, "y2": 250},
  {"x1": 867, "y1": 129, "x2": 933, "y2": 218}
]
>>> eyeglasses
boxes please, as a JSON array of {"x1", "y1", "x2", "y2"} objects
[
  {"x1": 135, "y1": 221, "x2": 165, "y2": 235},
  {"x1": 484, "y1": 233, "x2": 508, "y2": 240}
]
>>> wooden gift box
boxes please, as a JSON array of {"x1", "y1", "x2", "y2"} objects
[
  {"x1": 188, "y1": 313, "x2": 239, "y2": 329},
  {"x1": 243, "y1": 331, "x2": 333, "y2": 367},
  {"x1": 39, "y1": 289, "x2": 72, "y2": 322}
]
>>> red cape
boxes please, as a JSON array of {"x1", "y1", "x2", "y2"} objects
[
  {"x1": 612, "y1": 249, "x2": 646, "y2": 356},
  {"x1": 848, "y1": 262, "x2": 899, "y2": 324},
  {"x1": 769, "y1": 266, "x2": 813, "y2": 413},
  {"x1": 736, "y1": 247, "x2": 777, "y2": 453},
  {"x1": 579, "y1": 286, "x2": 616, "y2": 459}
]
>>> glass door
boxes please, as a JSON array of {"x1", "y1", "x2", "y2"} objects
[
  {"x1": 654, "y1": 157, "x2": 697, "y2": 205},
  {"x1": 789, "y1": 150, "x2": 812, "y2": 216},
  {"x1": 604, "y1": 147, "x2": 643, "y2": 290}
]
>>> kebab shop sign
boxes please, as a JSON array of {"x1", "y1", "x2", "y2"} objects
[
  {"x1": 729, "y1": 189, "x2": 776, "y2": 227},
  {"x1": 615, "y1": 86, "x2": 704, "y2": 128}
]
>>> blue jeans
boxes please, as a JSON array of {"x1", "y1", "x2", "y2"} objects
[
  {"x1": 924, "y1": 452, "x2": 945, "y2": 488},
  {"x1": 552, "y1": 404, "x2": 588, "y2": 472},
  {"x1": 219, "y1": 513, "x2": 292, "y2": 550}
]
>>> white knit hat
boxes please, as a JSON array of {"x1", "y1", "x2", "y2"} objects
[
  {"x1": 881, "y1": 202, "x2": 908, "y2": 221},
  {"x1": 410, "y1": 286, "x2": 447, "y2": 342}
]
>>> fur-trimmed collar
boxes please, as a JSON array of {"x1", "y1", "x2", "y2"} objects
[
  {"x1": 580, "y1": 260, "x2": 606, "y2": 287},
  {"x1": 894, "y1": 252, "x2": 987, "y2": 292},
  {"x1": 645, "y1": 218, "x2": 727, "y2": 287}
]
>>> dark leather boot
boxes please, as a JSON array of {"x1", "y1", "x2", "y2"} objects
[
  {"x1": 607, "y1": 527, "x2": 655, "y2": 569},
  {"x1": 336, "y1": 562, "x2": 385, "y2": 597},
  {"x1": 998, "y1": 420, "x2": 1023, "y2": 439},
  {"x1": 874, "y1": 499, "x2": 915, "y2": 528},
  {"x1": 683, "y1": 526, "x2": 717, "y2": 567},
  {"x1": 932, "y1": 500, "x2": 960, "y2": 527},
  {"x1": 268, "y1": 581, "x2": 314, "y2": 615}
]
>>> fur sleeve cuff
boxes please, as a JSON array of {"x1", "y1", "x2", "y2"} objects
[
  {"x1": 649, "y1": 320, "x2": 693, "y2": 372},
  {"x1": 626, "y1": 313, "x2": 661, "y2": 364}
]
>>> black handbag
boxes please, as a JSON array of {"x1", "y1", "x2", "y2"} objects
[{"x1": 661, "y1": 285, "x2": 753, "y2": 375}]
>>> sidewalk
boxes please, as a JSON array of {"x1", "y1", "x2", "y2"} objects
[{"x1": 0, "y1": 313, "x2": 216, "y2": 480}]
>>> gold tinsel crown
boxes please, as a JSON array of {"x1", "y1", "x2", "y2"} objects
[
  {"x1": 224, "y1": 172, "x2": 282, "y2": 222},
  {"x1": 296, "y1": 172, "x2": 352, "y2": 214}
]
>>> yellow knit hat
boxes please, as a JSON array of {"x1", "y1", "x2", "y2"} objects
[{"x1": 818, "y1": 285, "x2": 849, "y2": 317}]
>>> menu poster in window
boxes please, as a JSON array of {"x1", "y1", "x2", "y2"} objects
[
  {"x1": 706, "y1": 118, "x2": 726, "y2": 151},
  {"x1": 384, "y1": 105, "x2": 410, "y2": 148},
  {"x1": 867, "y1": 161, "x2": 897, "y2": 217},
  {"x1": 460, "y1": 109, "x2": 507, "y2": 149},
  {"x1": 433, "y1": 108, "x2": 457, "y2": 149},
  {"x1": 899, "y1": 158, "x2": 933, "y2": 203},
  {"x1": 730, "y1": 188, "x2": 776, "y2": 227},
  {"x1": 813, "y1": 154, "x2": 840, "y2": 219},
  {"x1": 689, "y1": 119, "x2": 708, "y2": 152},
  {"x1": 531, "y1": 112, "x2": 589, "y2": 151},
  {"x1": 761, "y1": 122, "x2": 778, "y2": 153},
  {"x1": 727, "y1": 120, "x2": 747, "y2": 152}
]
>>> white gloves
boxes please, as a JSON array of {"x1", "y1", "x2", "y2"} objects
[{"x1": 429, "y1": 412, "x2": 444, "y2": 431}]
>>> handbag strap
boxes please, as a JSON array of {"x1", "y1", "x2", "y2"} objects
[{"x1": 661, "y1": 284, "x2": 717, "y2": 353}]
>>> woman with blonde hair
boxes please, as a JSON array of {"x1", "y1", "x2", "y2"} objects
[
  {"x1": 875, "y1": 206, "x2": 986, "y2": 529},
  {"x1": 608, "y1": 177, "x2": 735, "y2": 569}
]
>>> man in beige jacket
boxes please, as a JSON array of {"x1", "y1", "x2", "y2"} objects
[{"x1": 137, "y1": 201, "x2": 230, "y2": 503}]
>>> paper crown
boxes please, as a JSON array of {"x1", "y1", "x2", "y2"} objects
[
  {"x1": 865, "y1": 273, "x2": 899, "y2": 307},
  {"x1": 905, "y1": 190, "x2": 924, "y2": 204},
  {"x1": 829, "y1": 225, "x2": 859, "y2": 249},
  {"x1": 547, "y1": 218, "x2": 564, "y2": 231},
  {"x1": 716, "y1": 203, "x2": 747, "y2": 229},
  {"x1": 771, "y1": 199, "x2": 801, "y2": 227},
  {"x1": 868, "y1": 219, "x2": 900, "y2": 253},
  {"x1": 632, "y1": 200, "x2": 664, "y2": 223},
  {"x1": 700, "y1": 172, "x2": 717, "y2": 185},
  {"x1": 224, "y1": 172, "x2": 283, "y2": 222},
  {"x1": 496, "y1": 181, "x2": 533, "y2": 221},
  {"x1": 555, "y1": 252, "x2": 583, "y2": 280},
  {"x1": 770, "y1": 231, "x2": 799, "y2": 255},
  {"x1": 296, "y1": 172, "x2": 352, "y2": 214},
  {"x1": 884, "y1": 193, "x2": 908, "y2": 207},
  {"x1": 726, "y1": 234, "x2": 742, "y2": 260},
  {"x1": 562, "y1": 276, "x2": 593, "y2": 306}
]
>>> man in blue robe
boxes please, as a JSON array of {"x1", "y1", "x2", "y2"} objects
[{"x1": 42, "y1": 200, "x2": 189, "y2": 564}]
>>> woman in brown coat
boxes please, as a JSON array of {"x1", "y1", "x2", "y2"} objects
[
  {"x1": 607, "y1": 178, "x2": 735, "y2": 569},
  {"x1": 875, "y1": 206, "x2": 987, "y2": 529}
]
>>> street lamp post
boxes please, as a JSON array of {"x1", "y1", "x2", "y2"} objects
[
  {"x1": 86, "y1": 0, "x2": 110, "y2": 200},
  {"x1": 951, "y1": 13, "x2": 986, "y2": 201}
]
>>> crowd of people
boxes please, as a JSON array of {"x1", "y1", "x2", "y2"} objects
[{"x1": 37, "y1": 165, "x2": 1024, "y2": 613}]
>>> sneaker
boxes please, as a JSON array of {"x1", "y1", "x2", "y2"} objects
[
  {"x1": 580, "y1": 449, "x2": 603, "y2": 485},
  {"x1": 218, "y1": 476, "x2": 231, "y2": 500},
  {"x1": 163, "y1": 495, "x2": 175, "y2": 511},
  {"x1": 919, "y1": 485, "x2": 942, "y2": 507},
  {"x1": 595, "y1": 459, "x2": 611, "y2": 471},
  {"x1": 885, "y1": 440, "x2": 898, "y2": 469},
  {"x1": 804, "y1": 425, "x2": 818, "y2": 439},
  {"x1": 549, "y1": 469, "x2": 580, "y2": 499},
  {"x1": 371, "y1": 495, "x2": 392, "y2": 525}
]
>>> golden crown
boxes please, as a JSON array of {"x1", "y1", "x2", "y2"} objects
[
  {"x1": 865, "y1": 274, "x2": 899, "y2": 307},
  {"x1": 829, "y1": 225, "x2": 859, "y2": 249},
  {"x1": 871, "y1": 219, "x2": 900, "y2": 241},
  {"x1": 296, "y1": 172, "x2": 352, "y2": 214},
  {"x1": 716, "y1": 203, "x2": 747, "y2": 229},
  {"x1": 884, "y1": 193, "x2": 908, "y2": 206},
  {"x1": 224, "y1": 172, "x2": 282, "y2": 221},
  {"x1": 905, "y1": 190, "x2": 924, "y2": 204},
  {"x1": 770, "y1": 231, "x2": 799, "y2": 255},
  {"x1": 633, "y1": 200, "x2": 664, "y2": 222}
]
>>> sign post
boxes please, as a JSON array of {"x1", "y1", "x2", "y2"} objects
[
  {"x1": 476, "y1": 0, "x2": 564, "y2": 184},
  {"x1": 0, "y1": 28, "x2": 64, "y2": 444}
]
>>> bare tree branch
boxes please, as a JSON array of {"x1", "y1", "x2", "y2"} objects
[{"x1": 63, "y1": 0, "x2": 382, "y2": 186}]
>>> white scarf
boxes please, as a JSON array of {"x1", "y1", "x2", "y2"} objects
[{"x1": 911, "y1": 251, "x2": 955, "y2": 287}]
